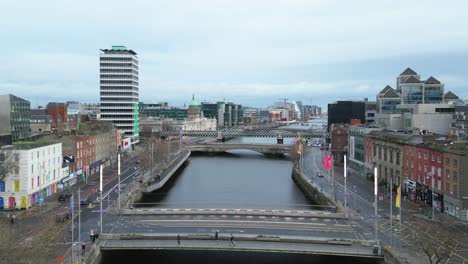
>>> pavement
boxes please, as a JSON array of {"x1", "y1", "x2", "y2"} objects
[{"x1": 301, "y1": 145, "x2": 468, "y2": 264}]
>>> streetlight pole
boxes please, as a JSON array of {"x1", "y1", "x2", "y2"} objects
[
  {"x1": 118, "y1": 153, "x2": 121, "y2": 210},
  {"x1": 78, "y1": 186, "x2": 81, "y2": 251},
  {"x1": 431, "y1": 175, "x2": 435, "y2": 222},
  {"x1": 99, "y1": 164, "x2": 103, "y2": 235},
  {"x1": 374, "y1": 166, "x2": 379, "y2": 244},
  {"x1": 344, "y1": 154, "x2": 348, "y2": 217}
]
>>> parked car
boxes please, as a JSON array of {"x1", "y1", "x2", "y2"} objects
[
  {"x1": 58, "y1": 193, "x2": 72, "y2": 202},
  {"x1": 80, "y1": 196, "x2": 92, "y2": 206}
]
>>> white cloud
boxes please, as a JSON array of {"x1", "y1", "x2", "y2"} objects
[{"x1": 0, "y1": 0, "x2": 467, "y2": 106}]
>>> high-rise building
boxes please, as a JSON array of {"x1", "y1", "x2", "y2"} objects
[
  {"x1": 100, "y1": 46, "x2": 139, "y2": 145},
  {"x1": 0, "y1": 94, "x2": 31, "y2": 145}
]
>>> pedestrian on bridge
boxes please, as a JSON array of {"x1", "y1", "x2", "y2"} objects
[
  {"x1": 215, "y1": 230, "x2": 219, "y2": 240},
  {"x1": 230, "y1": 234, "x2": 236, "y2": 246},
  {"x1": 177, "y1": 234, "x2": 181, "y2": 246}
]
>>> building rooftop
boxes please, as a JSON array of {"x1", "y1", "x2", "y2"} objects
[
  {"x1": 424, "y1": 76, "x2": 441, "y2": 85},
  {"x1": 11, "y1": 141, "x2": 58, "y2": 150},
  {"x1": 403, "y1": 75, "x2": 421, "y2": 84},
  {"x1": 101, "y1": 46, "x2": 137, "y2": 55},
  {"x1": 400, "y1": 67, "x2": 417, "y2": 76},
  {"x1": 444, "y1": 91, "x2": 459, "y2": 100}
]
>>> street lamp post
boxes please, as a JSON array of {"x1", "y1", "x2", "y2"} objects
[
  {"x1": 426, "y1": 172, "x2": 435, "y2": 222},
  {"x1": 374, "y1": 166, "x2": 379, "y2": 244},
  {"x1": 99, "y1": 164, "x2": 103, "y2": 235},
  {"x1": 344, "y1": 154, "x2": 348, "y2": 217},
  {"x1": 118, "y1": 153, "x2": 121, "y2": 209}
]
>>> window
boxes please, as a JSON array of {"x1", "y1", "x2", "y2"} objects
[
  {"x1": 14, "y1": 180, "x2": 20, "y2": 192},
  {"x1": 446, "y1": 170, "x2": 450, "y2": 179},
  {"x1": 396, "y1": 152, "x2": 400, "y2": 165},
  {"x1": 423, "y1": 152, "x2": 427, "y2": 160},
  {"x1": 31, "y1": 165, "x2": 34, "y2": 174},
  {"x1": 411, "y1": 161, "x2": 414, "y2": 168},
  {"x1": 438, "y1": 156, "x2": 441, "y2": 163},
  {"x1": 0, "y1": 181, "x2": 5, "y2": 192},
  {"x1": 446, "y1": 157, "x2": 450, "y2": 165},
  {"x1": 438, "y1": 167, "x2": 441, "y2": 176},
  {"x1": 424, "y1": 164, "x2": 428, "y2": 172},
  {"x1": 418, "y1": 162, "x2": 421, "y2": 171},
  {"x1": 431, "y1": 154, "x2": 435, "y2": 161},
  {"x1": 454, "y1": 159, "x2": 458, "y2": 168},
  {"x1": 454, "y1": 171, "x2": 458, "y2": 181},
  {"x1": 418, "y1": 151, "x2": 421, "y2": 158}
]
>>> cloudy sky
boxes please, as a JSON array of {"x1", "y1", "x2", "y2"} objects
[{"x1": 1, "y1": 0, "x2": 468, "y2": 108}]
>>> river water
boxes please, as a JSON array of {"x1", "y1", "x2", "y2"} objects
[{"x1": 138, "y1": 150, "x2": 313, "y2": 210}]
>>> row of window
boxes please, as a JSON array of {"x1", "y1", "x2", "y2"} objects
[
  {"x1": 100, "y1": 86, "x2": 138, "y2": 91},
  {"x1": 100, "y1": 57, "x2": 138, "y2": 63},
  {"x1": 100, "y1": 91, "x2": 138, "y2": 97},
  {"x1": 373, "y1": 144, "x2": 401, "y2": 165},
  {"x1": 100, "y1": 80, "x2": 139, "y2": 85},
  {"x1": 100, "y1": 97, "x2": 139, "y2": 102},
  {"x1": 100, "y1": 74, "x2": 138, "y2": 80},
  {"x1": 101, "y1": 114, "x2": 134, "y2": 119},
  {"x1": 100, "y1": 69, "x2": 138, "y2": 74},
  {"x1": 100, "y1": 63, "x2": 138, "y2": 69},
  {"x1": 100, "y1": 103, "x2": 135, "y2": 107}
]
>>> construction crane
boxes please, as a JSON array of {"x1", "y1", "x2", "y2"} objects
[{"x1": 278, "y1": 98, "x2": 288, "y2": 108}]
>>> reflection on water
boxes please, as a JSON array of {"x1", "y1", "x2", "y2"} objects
[
  {"x1": 138, "y1": 151, "x2": 313, "y2": 210},
  {"x1": 101, "y1": 249, "x2": 381, "y2": 264}
]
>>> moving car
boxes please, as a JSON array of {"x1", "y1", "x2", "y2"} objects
[{"x1": 58, "y1": 193, "x2": 72, "y2": 202}]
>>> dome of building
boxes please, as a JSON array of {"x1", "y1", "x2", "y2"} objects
[{"x1": 189, "y1": 94, "x2": 200, "y2": 106}]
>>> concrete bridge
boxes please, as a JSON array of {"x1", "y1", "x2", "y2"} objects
[
  {"x1": 97, "y1": 233, "x2": 381, "y2": 260},
  {"x1": 187, "y1": 143, "x2": 293, "y2": 155},
  {"x1": 160, "y1": 130, "x2": 323, "y2": 138}
]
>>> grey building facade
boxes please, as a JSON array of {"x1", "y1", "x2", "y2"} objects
[{"x1": 0, "y1": 94, "x2": 31, "y2": 145}]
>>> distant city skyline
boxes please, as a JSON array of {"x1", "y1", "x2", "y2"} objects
[{"x1": 1, "y1": 1, "x2": 468, "y2": 109}]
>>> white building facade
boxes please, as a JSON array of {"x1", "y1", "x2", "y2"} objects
[
  {"x1": 100, "y1": 46, "x2": 139, "y2": 145},
  {"x1": 0, "y1": 142, "x2": 63, "y2": 210}
]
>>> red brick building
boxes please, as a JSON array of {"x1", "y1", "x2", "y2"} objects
[
  {"x1": 330, "y1": 124, "x2": 349, "y2": 164},
  {"x1": 403, "y1": 144, "x2": 444, "y2": 209},
  {"x1": 76, "y1": 135, "x2": 96, "y2": 177},
  {"x1": 47, "y1": 102, "x2": 68, "y2": 129}
]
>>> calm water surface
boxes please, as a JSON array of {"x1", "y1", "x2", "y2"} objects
[{"x1": 139, "y1": 150, "x2": 312, "y2": 209}]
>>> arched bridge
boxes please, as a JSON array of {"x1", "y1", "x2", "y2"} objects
[
  {"x1": 160, "y1": 130, "x2": 323, "y2": 138},
  {"x1": 187, "y1": 143, "x2": 293, "y2": 155}
]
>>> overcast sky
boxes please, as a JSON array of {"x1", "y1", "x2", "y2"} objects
[{"x1": 1, "y1": 0, "x2": 468, "y2": 108}]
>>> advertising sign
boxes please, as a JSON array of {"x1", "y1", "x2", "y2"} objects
[{"x1": 122, "y1": 137, "x2": 132, "y2": 150}]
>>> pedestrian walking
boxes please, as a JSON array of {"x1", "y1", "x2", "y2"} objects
[
  {"x1": 81, "y1": 243, "x2": 86, "y2": 255},
  {"x1": 177, "y1": 234, "x2": 181, "y2": 246},
  {"x1": 215, "y1": 230, "x2": 219, "y2": 240},
  {"x1": 230, "y1": 234, "x2": 236, "y2": 246}
]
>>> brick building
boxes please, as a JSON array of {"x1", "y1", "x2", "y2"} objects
[{"x1": 47, "y1": 102, "x2": 68, "y2": 129}]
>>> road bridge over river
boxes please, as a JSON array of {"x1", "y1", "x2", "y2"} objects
[
  {"x1": 187, "y1": 143, "x2": 293, "y2": 155},
  {"x1": 93, "y1": 207, "x2": 381, "y2": 261},
  {"x1": 160, "y1": 130, "x2": 324, "y2": 139}
]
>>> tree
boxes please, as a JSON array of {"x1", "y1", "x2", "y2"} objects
[
  {"x1": 411, "y1": 220, "x2": 460, "y2": 264},
  {"x1": 0, "y1": 148, "x2": 17, "y2": 181}
]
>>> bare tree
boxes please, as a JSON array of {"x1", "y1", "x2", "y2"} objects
[
  {"x1": 410, "y1": 221, "x2": 459, "y2": 264},
  {"x1": 0, "y1": 148, "x2": 17, "y2": 181}
]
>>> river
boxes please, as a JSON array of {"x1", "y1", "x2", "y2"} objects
[{"x1": 138, "y1": 150, "x2": 313, "y2": 210}]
